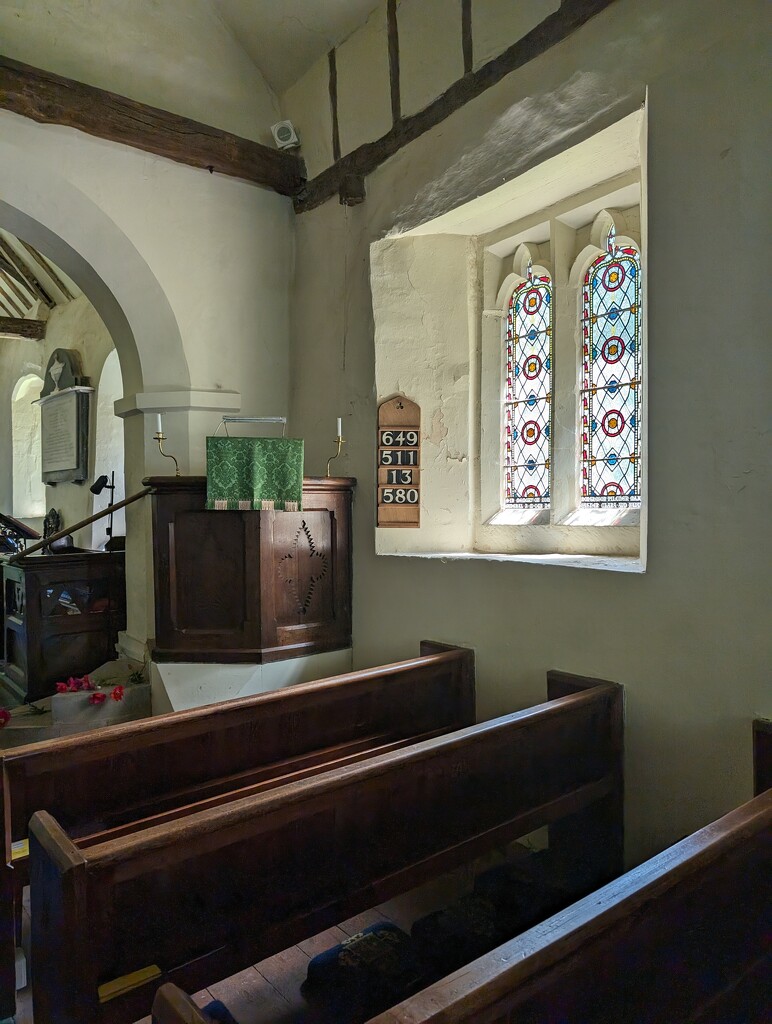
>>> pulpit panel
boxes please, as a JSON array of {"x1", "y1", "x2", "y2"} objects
[
  {"x1": 171, "y1": 511, "x2": 248, "y2": 631},
  {"x1": 148, "y1": 477, "x2": 354, "y2": 663}
]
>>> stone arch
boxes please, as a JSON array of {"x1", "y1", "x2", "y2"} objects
[
  {"x1": 0, "y1": 136, "x2": 190, "y2": 646},
  {"x1": 0, "y1": 140, "x2": 188, "y2": 398}
]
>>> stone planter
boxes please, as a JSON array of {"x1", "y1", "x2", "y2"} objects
[{"x1": 51, "y1": 683, "x2": 152, "y2": 733}]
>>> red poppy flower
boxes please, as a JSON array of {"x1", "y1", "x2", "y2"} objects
[
  {"x1": 56, "y1": 682, "x2": 68, "y2": 693},
  {"x1": 88, "y1": 692, "x2": 107, "y2": 705},
  {"x1": 0, "y1": 709, "x2": 10, "y2": 728},
  {"x1": 81, "y1": 676, "x2": 94, "y2": 691},
  {"x1": 110, "y1": 686, "x2": 125, "y2": 702}
]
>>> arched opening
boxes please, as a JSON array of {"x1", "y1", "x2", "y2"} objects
[
  {"x1": 91, "y1": 350, "x2": 126, "y2": 549},
  {"x1": 0, "y1": 135, "x2": 189, "y2": 648},
  {"x1": 11, "y1": 374, "x2": 45, "y2": 522}
]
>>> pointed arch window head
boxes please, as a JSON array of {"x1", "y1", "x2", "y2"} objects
[
  {"x1": 504, "y1": 259, "x2": 552, "y2": 509},
  {"x1": 581, "y1": 224, "x2": 642, "y2": 509}
]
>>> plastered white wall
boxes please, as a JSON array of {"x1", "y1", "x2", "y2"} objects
[
  {"x1": 290, "y1": 0, "x2": 771, "y2": 864},
  {"x1": 1, "y1": 102, "x2": 294, "y2": 645},
  {"x1": 282, "y1": 54, "x2": 335, "y2": 180},
  {"x1": 38, "y1": 293, "x2": 115, "y2": 540},
  {"x1": 397, "y1": 0, "x2": 464, "y2": 118},
  {"x1": 280, "y1": 0, "x2": 566, "y2": 176},
  {"x1": 371, "y1": 233, "x2": 473, "y2": 552},
  {"x1": 336, "y1": 4, "x2": 392, "y2": 156},
  {"x1": 0, "y1": 0, "x2": 280, "y2": 145},
  {"x1": 471, "y1": 0, "x2": 560, "y2": 71}
]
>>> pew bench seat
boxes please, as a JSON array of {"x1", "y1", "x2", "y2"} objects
[
  {"x1": 0, "y1": 640, "x2": 474, "y2": 1019},
  {"x1": 31, "y1": 671, "x2": 623, "y2": 1024},
  {"x1": 150, "y1": 788, "x2": 772, "y2": 1024}
]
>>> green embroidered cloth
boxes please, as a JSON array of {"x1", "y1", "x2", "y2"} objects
[{"x1": 205, "y1": 436, "x2": 304, "y2": 511}]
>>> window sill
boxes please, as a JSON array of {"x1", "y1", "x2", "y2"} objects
[{"x1": 377, "y1": 550, "x2": 646, "y2": 573}]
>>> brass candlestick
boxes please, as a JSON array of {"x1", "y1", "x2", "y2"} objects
[
  {"x1": 326, "y1": 435, "x2": 344, "y2": 477},
  {"x1": 154, "y1": 431, "x2": 180, "y2": 476}
]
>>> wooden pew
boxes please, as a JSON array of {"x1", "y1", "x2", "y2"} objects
[
  {"x1": 0, "y1": 640, "x2": 474, "y2": 1019},
  {"x1": 29, "y1": 674, "x2": 623, "y2": 1024},
  {"x1": 368, "y1": 788, "x2": 772, "y2": 1024},
  {"x1": 753, "y1": 717, "x2": 772, "y2": 796},
  {"x1": 152, "y1": 984, "x2": 210, "y2": 1023},
  {"x1": 152, "y1": 717, "x2": 772, "y2": 1024},
  {"x1": 153, "y1": 791, "x2": 771, "y2": 1024}
]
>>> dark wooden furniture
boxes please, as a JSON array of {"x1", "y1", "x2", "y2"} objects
[
  {"x1": 0, "y1": 641, "x2": 473, "y2": 1020},
  {"x1": 368, "y1": 790, "x2": 772, "y2": 1024},
  {"x1": 753, "y1": 718, "x2": 772, "y2": 796},
  {"x1": 29, "y1": 674, "x2": 622, "y2": 1024},
  {"x1": 147, "y1": 475, "x2": 355, "y2": 663},
  {"x1": 1, "y1": 549, "x2": 126, "y2": 703},
  {"x1": 152, "y1": 985, "x2": 210, "y2": 1024},
  {"x1": 0, "y1": 512, "x2": 39, "y2": 555}
]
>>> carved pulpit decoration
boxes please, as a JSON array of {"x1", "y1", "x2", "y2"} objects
[
  {"x1": 38, "y1": 348, "x2": 93, "y2": 484},
  {"x1": 278, "y1": 520, "x2": 330, "y2": 616}
]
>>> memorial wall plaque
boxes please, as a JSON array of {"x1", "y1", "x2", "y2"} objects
[{"x1": 38, "y1": 349, "x2": 92, "y2": 484}]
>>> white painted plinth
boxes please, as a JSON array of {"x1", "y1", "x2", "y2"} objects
[{"x1": 151, "y1": 649, "x2": 354, "y2": 713}]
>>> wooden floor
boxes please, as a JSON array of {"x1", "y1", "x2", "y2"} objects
[{"x1": 14, "y1": 859, "x2": 487, "y2": 1024}]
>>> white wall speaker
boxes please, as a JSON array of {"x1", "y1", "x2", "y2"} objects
[{"x1": 270, "y1": 121, "x2": 300, "y2": 150}]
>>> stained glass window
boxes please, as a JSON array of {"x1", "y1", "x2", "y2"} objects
[
  {"x1": 504, "y1": 264, "x2": 552, "y2": 509},
  {"x1": 581, "y1": 228, "x2": 641, "y2": 508}
]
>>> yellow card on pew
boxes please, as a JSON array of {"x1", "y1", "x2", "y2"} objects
[
  {"x1": 98, "y1": 965, "x2": 161, "y2": 1002},
  {"x1": 11, "y1": 840, "x2": 28, "y2": 861}
]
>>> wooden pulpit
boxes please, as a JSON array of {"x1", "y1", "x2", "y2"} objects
[{"x1": 147, "y1": 476, "x2": 355, "y2": 662}]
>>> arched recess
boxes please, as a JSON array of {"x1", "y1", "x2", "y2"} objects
[
  {"x1": 0, "y1": 137, "x2": 190, "y2": 647},
  {"x1": 92, "y1": 350, "x2": 126, "y2": 550},
  {"x1": 11, "y1": 374, "x2": 45, "y2": 521}
]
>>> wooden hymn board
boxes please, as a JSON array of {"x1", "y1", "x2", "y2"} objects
[{"x1": 377, "y1": 396, "x2": 420, "y2": 527}]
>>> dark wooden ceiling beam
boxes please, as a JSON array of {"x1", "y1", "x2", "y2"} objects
[
  {"x1": 0, "y1": 55, "x2": 306, "y2": 198},
  {"x1": 0, "y1": 239, "x2": 54, "y2": 307},
  {"x1": 21, "y1": 241, "x2": 75, "y2": 302},
  {"x1": 0, "y1": 264, "x2": 35, "y2": 309},
  {"x1": 0, "y1": 278, "x2": 26, "y2": 317},
  {"x1": 295, "y1": 0, "x2": 619, "y2": 213},
  {"x1": 0, "y1": 316, "x2": 46, "y2": 340}
]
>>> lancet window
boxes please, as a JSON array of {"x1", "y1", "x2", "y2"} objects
[
  {"x1": 580, "y1": 228, "x2": 642, "y2": 507},
  {"x1": 503, "y1": 264, "x2": 552, "y2": 509}
]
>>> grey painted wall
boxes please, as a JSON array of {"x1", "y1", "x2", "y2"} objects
[{"x1": 289, "y1": 0, "x2": 771, "y2": 864}]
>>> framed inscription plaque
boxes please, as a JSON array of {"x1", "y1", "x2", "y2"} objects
[
  {"x1": 377, "y1": 396, "x2": 420, "y2": 527},
  {"x1": 39, "y1": 388, "x2": 91, "y2": 483},
  {"x1": 38, "y1": 348, "x2": 93, "y2": 484}
]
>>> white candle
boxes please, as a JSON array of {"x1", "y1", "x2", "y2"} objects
[
  {"x1": 337, "y1": 417, "x2": 342, "y2": 437},
  {"x1": 155, "y1": 413, "x2": 163, "y2": 435}
]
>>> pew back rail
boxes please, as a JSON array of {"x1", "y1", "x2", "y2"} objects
[
  {"x1": 0, "y1": 640, "x2": 474, "y2": 1019},
  {"x1": 368, "y1": 789, "x2": 772, "y2": 1024},
  {"x1": 30, "y1": 673, "x2": 623, "y2": 1024}
]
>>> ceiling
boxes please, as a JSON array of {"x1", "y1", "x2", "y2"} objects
[
  {"x1": 0, "y1": 229, "x2": 80, "y2": 319},
  {"x1": 212, "y1": 0, "x2": 379, "y2": 95}
]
